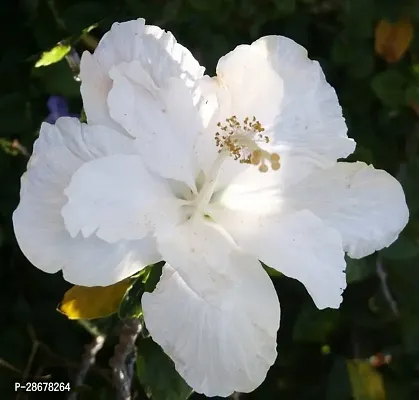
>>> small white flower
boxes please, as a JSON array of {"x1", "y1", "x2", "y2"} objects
[{"x1": 13, "y1": 19, "x2": 409, "y2": 397}]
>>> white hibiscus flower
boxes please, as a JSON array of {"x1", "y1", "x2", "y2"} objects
[{"x1": 13, "y1": 19, "x2": 409, "y2": 397}]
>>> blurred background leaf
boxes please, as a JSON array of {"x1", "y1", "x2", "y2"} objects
[
  {"x1": 1, "y1": 0, "x2": 419, "y2": 399},
  {"x1": 136, "y1": 338, "x2": 193, "y2": 400}
]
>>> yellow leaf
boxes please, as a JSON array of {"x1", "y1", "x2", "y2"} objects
[
  {"x1": 347, "y1": 360, "x2": 386, "y2": 400},
  {"x1": 58, "y1": 279, "x2": 133, "y2": 320},
  {"x1": 35, "y1": 44, "x2": 71, "y2": 68},
  {"x1": 375, "y1": 18, "x2": 414, "y2": 63}
]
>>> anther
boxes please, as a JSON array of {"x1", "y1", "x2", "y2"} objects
[
  {"x1": 271, "y1": 162, "x2": 281, "y2": 171},
  {"x1": 251, "y1": 149, "x2": 262, "y2": 165},
  {"x1": 259, "y1": 164, "x2": 268, "y2": 173},
  {"x1": 214, "y1": 115, "x2": 281, "y2": 173},
  {"x1": 270, "y1": 153, "x2": 280, "y2": 162}
]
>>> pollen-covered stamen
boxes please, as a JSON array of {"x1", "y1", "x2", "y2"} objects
[{"x1": 215, "y1": 115, "x2": 280, "y2": 173}]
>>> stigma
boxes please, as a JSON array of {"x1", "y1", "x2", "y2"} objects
[{"x1": 215, "y1": 116, "x2": 280, "y2": 173}]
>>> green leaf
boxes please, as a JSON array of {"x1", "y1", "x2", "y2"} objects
[
  {"x1": 272, "y1": 0, "x2": 295, "y2": 15},
  {"x1": 343, "y1": 0, "x2": 375, "y2": 38},
  {"x1": 34, "y1": 43, "x2": 71, "y2": 68},
  {"x1": 118, "y1": 262, "x2": 165, "y2": 320},
  {"x1": 331, "y1": 35, "x2": 353, "y2": 65},
  {"x1": 380, "y1": 235, "x2": 419, "y2": 260},
  {"x1": 33, "y1": 59, "x2": 80, "y2": 98},
  {"x1": 293, "y1": 301, "x2": 340, "y2": 342},
  {"x1": 326, "y1": 357, "x2": 352, "y2": 400},
  {"x1": 371, "y1": 70, "x2": 407, "y2": 108},
  {"x1": 80, "y1": 108, "x2": 87, "y2": 123},
  {"x1": 188, "y1": 0, "x2": 215, "y2": 11},
  {"x1": 376, "y1": 0, "x2": 403, "y2": 22},
  {"x1": 0, "y1": 93, "x2": 31, "y2": 136},
  {"x1": 387, "y1": 260, "x2": 419, "y2": 313},
  {"x1": 331, "y1": 36, "x2": 374, "y2": 78},
  {"x1": 346, "y1": 256, "x2": 375, "y2": 284},
  {"x1": 136, "y1": 338, "x2": 193, "y2": 400},
  {"x1": 405, "y1": 84, "x2": 419, "y2": 105},
  {"x1": 349, "y1": 46, "x2": 375, "y2": 79},
  {"x1": 62, "y1": 2, "x2": 108, "y2": 33},
  {"x1": 349, "y1": 145, "x2": 375, "y2": 164},
  {"x1": 401, "y1": 311, "x2": 419, "y2": 352},
  {"x1": 118, "y1": 274, "x2": 146, "y2": 320},
  {"x1": 144, "y1": 262, "x2": 164, "y2": 293},
  {"x1": 263, "y1": 263, "x2": 282, "y2": 277},
  {"x1": 400, "y1": 159, "x2": 419, "y2": 215}
]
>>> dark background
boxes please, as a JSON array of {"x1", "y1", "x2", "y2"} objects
[{"x1": 1, "y1": 0, "x2": 419, "y2": 399}]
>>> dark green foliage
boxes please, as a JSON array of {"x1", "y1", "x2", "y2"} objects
[
  {"x1": 118, "y1": 262, "x2": 164, "y2": 320},
  {"x1": 1, "y1": 0, "x2": 419, "y2": 399},
  {"x1": 119, "y1": 276, "x2": 146, "y2": 320},
  {"x1": 136, "y1": 338, "x2": 193, "y2": 400}
]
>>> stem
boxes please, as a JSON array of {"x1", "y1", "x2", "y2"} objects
[
  {"x1": 68, "y1": 334, "x2": 105, "y2": 400},
  {"x1": 376, "y1": 256, "x2": 399, "y2": 318},
  {"x1": 110, "y1": 319, "x2": 142, "y2": 400}
]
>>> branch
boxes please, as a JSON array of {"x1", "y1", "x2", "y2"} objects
[
  {"x1": 376, "y1": 256, "x2": 399, "y2": 318},
  {"x1": 68, "y1": 334, "x2": 105, "y2": 400},
  {"x1": 110, "y1": 319, "x2": 142, "y2": 400}
]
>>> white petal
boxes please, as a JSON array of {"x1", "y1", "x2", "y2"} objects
[
  {"x1": 80, "y1": 18, "x2": 204, "y2": 126},
  {"x1": 79, "y1": 52, "x2": 121, "y2": 131},
  {"x1": 142, "y1": 219, "x2": 280, "y2": 396},
  {"x1": 94, "y1": 20, "x2": 204, "y2": 87},
  {"x1": 215, "y1": 43, "x2": 284, "y2": 127},
  {"x1": 212, "y1": 209, "x2": 346, "y2": 310},
  {"x1": 209, "y1": 170, "x2": 283, "y2": 217},
  {"x1": 62, "y1": 154, "x2": 182, "y2": 243},
  {"x1": 199, "y1": 36, "x2": 355, "y2": 191},
  {"x1": 107, "y1": 62, "x2": 201, "y2": 189},
  {"x1": 250, "y1": 36, "x2": 354, "y2": 159},
  {"x1": 285, "y1": 162, "x2": 409, "y2": 258},
  {"x1": 13, "y1": 118, "x2": 160, "y2": 285}
]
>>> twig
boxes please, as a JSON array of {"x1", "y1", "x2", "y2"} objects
[
  {"x1": 0, "y1": 358, "x2": 22, "y2": 375},
  {"x1": 47, "y1": 0, "x2": 67, "y2": 31},
  {"x1": 17, "y1": 326, "x2": 40, "y2": 400},
  {"x1": 68, "y1": 334, "x2": 105, "y2": 400},
  {"x1": 110, "y1": 319, "x2": 142, "y2": 400},
  {"x1": 376, "y1": 256, "x2": 399, "y2": 317},
  {"x1": 80, "y1": 33, "x2": 99, "y2": 51},
  {"x1": 37, "y1": 342, "x2": 112, "y2": 383},
  {"x1": 22, "y1": 326, "x2": 39, "y2": 380}
]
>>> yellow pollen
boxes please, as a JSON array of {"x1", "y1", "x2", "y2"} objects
[
  {"x1": 270, "y1": 153, "x2": 280, "y2": 162},
  {"x1": 271, "y1": 161, "x2": 281, "y2": 171},
  {"x1": 251, "y1": 149, "x2": 262, "y2": 165},
  {"x1": 259, "y1": 164, "x2": 269, "y2": 173},
  {"x1": 214, "y1": 115, "x2": 281, "y2": 172}
]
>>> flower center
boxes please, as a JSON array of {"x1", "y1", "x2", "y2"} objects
[
  {"x1": 215, "y1": 115, "x2": 281, "y2": 172},
  {"x1": 183, "y1": 115, "x2": 281, "y2": 221}
]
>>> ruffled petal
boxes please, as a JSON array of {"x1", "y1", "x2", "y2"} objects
[
  {"x1": 62, "y1": 154, "x2": 183, "y2": 243},
  {"x1": 284, "y1": 162, "x2": 409, "y2": 258},
  {"x1": 211, "y1": 208, "x2": 346, "y2": 310},
  {"x1": 142, "y1": 219, "x2": 280, "y2": 396},
  {"x1": 196, "y1": 35, "x2": 355, "y2": 191},
  {"x1": 80, "y1": 18, "x2": 204, "y2": 127},
  {"x1": 13, "y1": 118, "x2": 160, "y2": 286},
  {"x1": 107, "y1": 62, "x2": 202, "y2": 189}
]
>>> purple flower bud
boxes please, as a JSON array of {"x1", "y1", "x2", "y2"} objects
[{"x1": 45, "y1": 95, "x2": 78, "y2": 124}]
